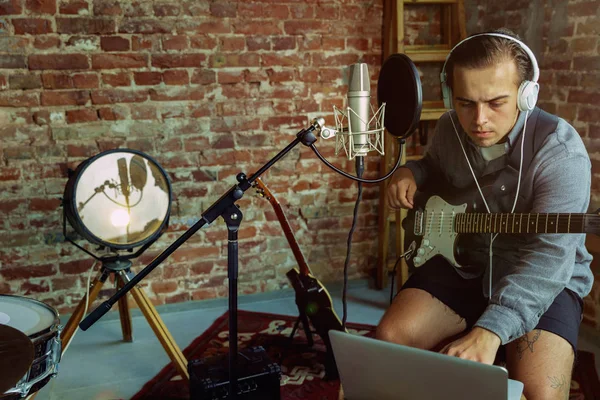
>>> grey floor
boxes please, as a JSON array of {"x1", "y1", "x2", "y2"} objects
[{"x1": 27, "y1": 279, "x2": 600, "y2": 400}]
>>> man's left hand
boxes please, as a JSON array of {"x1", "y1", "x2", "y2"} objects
[{"x1": 439, "y1": 327, "x2": 501, "y2": 365}]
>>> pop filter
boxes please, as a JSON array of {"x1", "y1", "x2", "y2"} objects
[{"x1": 377, "y1": 54, "x2": 423, "y2": 140}]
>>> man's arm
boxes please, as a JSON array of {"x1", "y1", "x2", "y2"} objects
[{"x1": 475, "y1": 149, "x2": 591, "y2": 344}]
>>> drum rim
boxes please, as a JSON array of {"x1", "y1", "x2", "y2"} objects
[{"x1": 0, "y1": 295, "x2": 60, "y2": 339}]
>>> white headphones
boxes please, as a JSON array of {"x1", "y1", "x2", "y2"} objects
[{"x1": 440, "y1": 32, "x2": 540, "y2": 112}]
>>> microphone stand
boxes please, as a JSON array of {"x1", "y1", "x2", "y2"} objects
[{"x1": 79, "y1": 120, "x2": 321, "y2": 400}]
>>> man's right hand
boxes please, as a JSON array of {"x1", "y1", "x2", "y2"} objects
[{"x1": 387, "y1": 167, "x2": 417, "y2": 209}]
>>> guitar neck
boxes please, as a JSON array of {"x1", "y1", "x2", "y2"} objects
[
  {"x1": 454, "y1": 213, "x2": 598, "y2": 234},
  {"x1": 256, "y1": 179, "x2": 312, "y2": 276}
]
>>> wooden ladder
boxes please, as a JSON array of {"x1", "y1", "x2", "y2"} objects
[{"x1": 376, "y1": 0, "x2": 466, "y2": 290}]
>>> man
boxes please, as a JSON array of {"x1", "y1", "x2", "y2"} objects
[{"x1": 377, "y1": 28, "x2": 593, "y2": 400}]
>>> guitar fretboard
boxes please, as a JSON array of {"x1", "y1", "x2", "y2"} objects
[{"x1": 453, "y1": 213, "x2": 594, "y2": 234}]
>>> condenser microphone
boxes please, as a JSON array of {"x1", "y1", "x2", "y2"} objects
[
  {"x1": 117, "y1": 157, "x2": 131, "y2": 200},
  {"x1": 347, "y1": 63, "x2": 371, "y2": 157},
  {"x1": 318, "y1": 63, "x2": 386, "y2": 160}
]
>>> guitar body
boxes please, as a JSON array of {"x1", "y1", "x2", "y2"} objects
[
  {"x1": 255, "y1": 178, "x2": 345, "y2": 379},
  {"x1": 404, "y1": 195, "x2": 467, "y2": 270},
  {"x1": 285, "y1": 268, "x2": 344, "y2": 337}
]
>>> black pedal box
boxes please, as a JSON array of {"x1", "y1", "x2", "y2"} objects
[{"x1": 189, "y1": 346, "x2": 281, "y2": 400}]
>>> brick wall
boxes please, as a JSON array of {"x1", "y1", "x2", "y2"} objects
[
  {"x1": 464, "y1": 0, "x2": 600, "y2": 331},
  {"x1": 0, "y1": 0, "x2": 384, "y2": 315}
]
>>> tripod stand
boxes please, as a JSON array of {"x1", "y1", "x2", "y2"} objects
[{"x1": 60, "y1": 259, "x2": 189, "y2": 380}]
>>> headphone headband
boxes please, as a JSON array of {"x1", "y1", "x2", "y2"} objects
[{"x1": 440, "y1": 32, "x2": 540, "y2": 112}]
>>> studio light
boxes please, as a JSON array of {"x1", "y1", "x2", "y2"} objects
[
  {"x1": 58, "y1": 148, "x2": 191, "y2": 382},
  {"x1": 62, "y1": 149, "x2": 171, "y2": 258}
]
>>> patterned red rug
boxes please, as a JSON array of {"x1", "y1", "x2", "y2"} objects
[{"x1": 132, "y1": 310, "x2": 600, "y2": 400}]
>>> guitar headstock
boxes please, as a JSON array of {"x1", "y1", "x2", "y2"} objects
[{"x1": 254, "y1": 177, "x2": 273, "y2": 201}]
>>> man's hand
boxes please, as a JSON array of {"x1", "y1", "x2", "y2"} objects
[
  {"x1": 387, "y1": 167, "x2": 417, "y2": 209},
  {"x1": 439, "y1": 327, "x2": 501, "y2": 365}
]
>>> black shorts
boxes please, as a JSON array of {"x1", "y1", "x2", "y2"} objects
[{"x1": 401, "y1": 257, "x2": 584, "y2": 352}]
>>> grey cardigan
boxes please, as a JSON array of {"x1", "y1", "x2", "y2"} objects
[{"x1": 404, "y1": 109, "x2": 594, "y2": 344}]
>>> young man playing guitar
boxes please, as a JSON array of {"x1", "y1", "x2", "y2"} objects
[{"x1": 377, "y1": 28, "x2": 593, "y2": 400}]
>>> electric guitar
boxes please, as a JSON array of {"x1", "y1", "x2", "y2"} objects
[
  {"x1": 404, "y1": 193, "x2": 600, "y2": 270},
  {"x1": 254, "y1": 178, "x2": 345, "y2": 378}
]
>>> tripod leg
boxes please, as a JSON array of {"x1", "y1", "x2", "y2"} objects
[
  {"x1": 60, "y1": 269, "x2": 109, "y2": 354},
  {"x1": 119, "y1": 271, "x2": 189, "y2": 382},
  {"x1": 299, "y1": 311, "x2": 314, "y2": 347},
  {"x1": 116, "y1": 278, "x2": 133, "y2": 342}
]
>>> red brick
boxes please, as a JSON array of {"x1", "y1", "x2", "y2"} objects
[
  {"x1": 154, "y1": 2, "x2": 179, "y2": 16},
  {"x1": 34, "y1": 36, "x2": 60, "y2": 50},
  {"x1": 32, "y1": 110, "x2": 50, "y2": 124},
  {"x1": 0, "y1": 0, "x2": 22, "y2": 14},
  {"x1": 0, "y1": 199, "x2": 21, "y2": 214},
  {"x1": 149, "y1": 87, "x2": 203, "y2": 101},
  {"x1": 130, "y1": 104, "x2": 157, "y2": 120},
  {"x1": 266, "y1": 68, "x2": 294, "y2": 83},
  {"x1": 92, "y1": 53, "x2": 147, "y2": 69},
  {"x1": 133, "y1": 71, "x2": 161, "y2": 85},
  {"x1": 189, "y1": 35, "x2": 217, "y2": 50},
  {"x1": 0, "y1": 55, "x2": 26, "y2": 68},
  {"x1": 12, "y1": 18, "x2": 53, "y2": 34},
  {"x1": 177, "y1": 19, "x2": 229, "y2": 34},
  {"x1": 59, "y1": 259, "x2": 93, "y2": 274},
  {"x1": 151, "y1": 281, "x2": 178, "y2": 294},
  {"x1": 29, "y1": 197, "x2": 61, "y2": 211},
  {"x1": 67, "y1": 143, "x2": 98, "y2": 157},
  {"x1": 93, "y1": 0, "x2": 121, "y2": 15},
  {"x1": 210, "y1": 2, "x2": 236, "y2": 17},
  {"x1": 101, "y1": 71, "x2": 130, "y2": 86},
  {"x1": 0, "y1": 92, "x2": 39, "y2": 107},
  {"x1": 72, "y1": 73, "x2": 99, "y2": 88},
  {"x1": 191, "y1": 288, "x2": 217, "y2": 301},
  {"x1": 162, "y1": 35, "x2": 188, "y2": 50},
  {"x1": 569, "y1": 90, "x2": 600, "y2": 104},
  {"x1": 56, "y1": 17, "x2": 116, "y2": 34},
  {"x1": 0, "y1": 282, "x2": 11, "y2": 294},
  {"x1": 132, "y1": 35, "x2": 160, "y2": 51},
  {"x1": 1, "y1": 264, "x2": 56, "y2": 279},
  {"x1": 98, "y1": 106, "x2": 127, "y2": 120},
  {"x1": 42, "y1": 72, "x2": 73, "y2": 88},
  {"x1": 572, "y1": 37, "x2": 598, "y2": 53},
  {"x1": 25, "y1": 0, "x2": 56, "y2": 14},
  {"x1": 162, "y1": 70, "x2": 188, "y2": 85},
  {"x1": 568, "y1": 1, "x2": 599, "y2": 17},
  {"x1": 151, "y1": 53, "x2": 206, "y2": 68},
  {"x1": 41, "y1": 90, "x2": 89, "y2": 106},
  {"x1": 290, "y1": 4, "x2": 314, "y2": 19},
  {"x1": 190, "y1": 69, "x2": 216, "y2": 85},
  {"x1": 9, "y1": 74, "x2": 42, "y2": 89},
  {"x1": 246, "y1": 36, "x2": 270, "y2": 51},
  {"x1": 210, "y1": 53, "x2": 260, "y2": 68},
  {"x1": 29, "y1": 54, "x2": 89, "y2": 70},
  {"x1": 233, "y1": 21, "x2": 281, "y2": 35},
  {"x1": 0, "y1": 168, "x2": 20, "y2": 181},
  {"x1": 19, "y1": 280, "x2": 50, "y2": 294},
  {"x1": 284, "y1": 20, "x2": 325, "y2": 35},
  {"x1": 66, "y1": 108, "x2": 98, "y2": 123},
  {"x1": 219, "y1": 37, "x2": 244, "y2": 51},
  {"x1": 237, "y1": 3, "x2": 263, "y2": 18},
  {"x1": 51, "y1": 275, "x2": 80, "y2": 290},
  {"x1": 261, "y1": 53, "x2": 307, "y2": 67},
  {"x1": 91, "y1": 89, "x2": 147, "y2": 104},
  {"x1": 100, "y1": 36, "x2": 130, "y2": 51},
  {"x1": 218, "y1": 70, "x2": 244, "y2": 84},
  {"x1": 119, "y1": 19, "x2": 172, "y2": 34},
  {"x1": 59, "y1": 1, "x2": 89, "y2": 14},
  {"x1": 573, "y1": 56, "x2": 600, "y2": 72}
]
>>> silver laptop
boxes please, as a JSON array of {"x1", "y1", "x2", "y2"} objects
[{"x1": 329, "y1": 330, "x2": 524, "y2": 400}]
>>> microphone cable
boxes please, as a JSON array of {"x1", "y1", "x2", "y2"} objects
[{"x1": 341, "y1": 157, "x2": 364, "y2": 331}]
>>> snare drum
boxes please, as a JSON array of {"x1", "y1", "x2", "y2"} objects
[{"x1": 0, "y1": 295, "x2": 62, "y2": 399}]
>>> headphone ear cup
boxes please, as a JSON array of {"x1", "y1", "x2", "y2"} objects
[
  {"x1": 442, "y1": 82, "x2": 453, "y2": 109},
  {"x1": 517, "y1": 80, "x2": 539, "y2": 111}
]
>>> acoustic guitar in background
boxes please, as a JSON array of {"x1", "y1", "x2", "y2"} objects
[{"x1": 254, "y1": 177, "x2": 345, "y2": 380}]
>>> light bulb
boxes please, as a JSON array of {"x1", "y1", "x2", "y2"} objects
[{"x1": 110, "y1": 209, "x2": 130, "y2": 227}]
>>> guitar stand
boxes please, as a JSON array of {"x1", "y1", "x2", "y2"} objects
[
  {"x1": 288, "y1": 311, "x2": 313, "y2": 347},
  {"x1": 285, "y1": 313, "x2": 339, "y2": 381},
  {"x1": 61, "y1": 260, "x2": 189, "y2": 381}
]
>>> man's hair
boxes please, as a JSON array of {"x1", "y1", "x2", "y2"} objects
[{"x1": 445, "y1": 28, "x2": 535, "y2": 90}]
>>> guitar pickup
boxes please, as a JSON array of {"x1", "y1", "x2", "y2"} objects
[{"x1": 414, "y1": 210, "x2": 424, "y2": 236}]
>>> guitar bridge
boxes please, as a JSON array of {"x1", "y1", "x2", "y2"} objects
[{"x1": 414, "y1": 210, "x2": 424, "y2": 236}]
